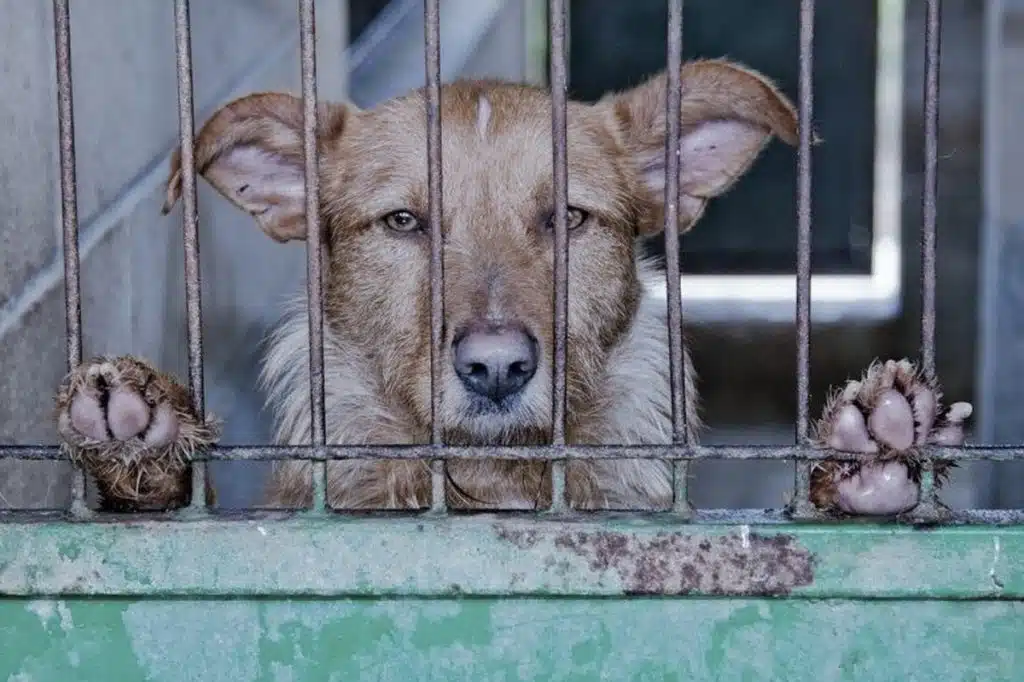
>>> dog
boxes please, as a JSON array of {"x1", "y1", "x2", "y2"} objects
[{"x1": 54, "y1": 59, "x2": 973, "y2": 516}]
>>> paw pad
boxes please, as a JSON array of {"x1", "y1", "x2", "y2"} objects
[
  {"x1": 810, "y1": 359, "x2": 972, "y2": 516},
  {"x1": 54, "y1": 355, "x2": 220, "y2": 510},
  {"x1": 58, "y1": 360, "x2": 182, "y2": 449}
]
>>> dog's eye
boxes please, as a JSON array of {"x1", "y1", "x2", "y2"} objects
[
  {"x1": 382, "y1": 210, "x2": 421, "y2": 233},
  {"x1": 546, "y1": 207, "x2": 589, "y2": 232}
]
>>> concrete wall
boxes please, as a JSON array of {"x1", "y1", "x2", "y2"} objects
[{"x1": 978, "y1": 0, "x2": 1024, "y2": 506}]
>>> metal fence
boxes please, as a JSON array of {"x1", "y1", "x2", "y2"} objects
[{"x1": 4, "y1": 0, "x2": 1022, "y2": 525}]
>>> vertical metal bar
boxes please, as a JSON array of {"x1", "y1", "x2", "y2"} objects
[
  {"x1": 299, "y1": 0, "x2": 328, "y2": 512},
  {"x1": 172, "y1": 0, "x2": 210, "y2": 511},
  {"x1": 52, "y1": 0, "x2": 88, "y2": 516},
  {"x1": 792, "y1": 0, "x2": 816, "y2": 515},
  {"x1": 664, "y1": 0, "x2": 692, "y2": 516},
  {"x1": 664, "y1": 0, "x2": 686, "y2": 445},
  {"x1": 548, "y1": 0, "x2": 569, "y2": 512},
  {"x1": 921, "y1": 0, "x2": 940, "y2": 380},
  {"x1": 424, "y1": 0, "x2": 447, "y2": 513},
  {"x1": 916, "y1": 0, "x2": 944, "y2": 519}
]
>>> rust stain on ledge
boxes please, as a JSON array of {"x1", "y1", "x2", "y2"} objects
[{"x1": 495, "y1": 524, "x2": 815, "y2": 596}]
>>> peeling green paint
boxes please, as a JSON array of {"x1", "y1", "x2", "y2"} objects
[
  {"x1": 3, "y1": 517, "x2": 1023, "y2": 679},
  {"x1": 0, "y1": 599, "x2": 1021, "y2": 681},
  {"x1": 1, "y1": 516, "x2": 1022, "y2": 598}
]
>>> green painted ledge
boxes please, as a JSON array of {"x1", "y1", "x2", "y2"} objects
[
  {"x1": 2, "y1": 598, "x2": 1022, "y2": 681},
  {"x1": 1, "y1": 515, "x2": 1021, "y2": 598}
]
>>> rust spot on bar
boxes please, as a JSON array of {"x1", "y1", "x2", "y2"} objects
[{"x1": 551, "y1": 530, "x2": 815, "y2": 596}]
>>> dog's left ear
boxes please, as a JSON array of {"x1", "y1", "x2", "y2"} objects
[
  {"x1": 162, "y1": 92, "x2": 352, "y2": 243},
  {"x1": 602, "y1": 59, "x2": 800, "y2": 234}
]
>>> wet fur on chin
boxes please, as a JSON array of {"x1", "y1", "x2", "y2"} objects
[{"x1": 259, "y1": 256, "x2": 695, "y2": 511}]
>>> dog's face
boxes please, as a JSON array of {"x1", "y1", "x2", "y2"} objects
[{"x1": 164, "y1": 60, "x2": 797, "y2": 443}]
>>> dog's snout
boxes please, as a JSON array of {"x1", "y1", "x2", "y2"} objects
[{"x1": 453, "y1": 323, "x2": 538, "y2": 402}]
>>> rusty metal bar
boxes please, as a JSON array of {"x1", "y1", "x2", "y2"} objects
[
  {"x1": 10, "y1": 443, "x2": 1022, "y2": 463},
  {"x1": 915, "y1": 0, "x2": 945, "y2": 520},
  {"x1": 663, "y1": 0, "x2": 687, "y2": 446},
  {"x1": 548, "y1": 0, "x2": 569, "y2": 512},
  {"x1": 664, "y1": 0, "x2": 692, "y2": 516},
  {"x1": 53, "y1": 0, "x2": 81, "y2": 373},
  {"x1": 172, "y1": 0, "x2": 210, "y2": 512},
  {"x1": 423, "y1": 0, "x2": 447, "y2": 513},
  {"x1": 791, "y1": 0, "x2": 816, "y2": 518},
  {"x1": 52, "y1": 0, "x2": 88, "y2": 516},
  {"x1": 920, "y1": 0, "x2": 941, "y2": 380},
  {"x1": 5, "y1": 507, "x2": 1024, "y2": 528},
  {"x1": 298, "y1": 0, "x2": 328, "y2": 511}
]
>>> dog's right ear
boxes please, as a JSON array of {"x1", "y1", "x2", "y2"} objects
[{"x1": 162, "y1": 92, "x2": 351, "y2": 243}]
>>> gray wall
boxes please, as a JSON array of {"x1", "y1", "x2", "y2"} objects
[{"x1": 977, "y1": 0, "x2": 1024, "y2": 506}]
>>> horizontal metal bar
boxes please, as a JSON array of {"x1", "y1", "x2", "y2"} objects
[
  {"x1": 2, "y1": 516, "x2": 1023, "y2": 598},
  {"x1": 5, "y1": 507, "x2": 1024, "y2": 526},
  {"x1": 9, "y1": 444, "x2": 1024, "y2": 462}
]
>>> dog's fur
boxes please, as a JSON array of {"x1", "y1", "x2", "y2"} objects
[
  {"x1": 55, "y1": 59, "x2": 968, "y2": 517},
  {"x1": 169, "y1": 59, "x2": 797, "y2": 512}
]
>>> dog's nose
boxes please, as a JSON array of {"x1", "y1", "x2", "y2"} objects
[{"x1": 453, "y1": 324, "x2": 538, "y2": 401}]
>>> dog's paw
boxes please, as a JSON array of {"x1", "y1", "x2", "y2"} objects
[
  {"x1": 809, "y1": 359, "x2": 972, "y2": 516},
  {"x1": 55, "y1": 355, "x2": 220, "y2": 510}
]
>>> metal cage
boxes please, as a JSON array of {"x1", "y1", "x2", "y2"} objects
[
  {"x1": 4, "y1": 0, "x2": 1020, "y2": 521},
  {"x1": 2, "y1": 1, "x2": 1023, "y2": 679}
]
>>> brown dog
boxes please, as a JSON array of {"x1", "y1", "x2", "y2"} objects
[{"x1": 54, "y1": 59, "x2": 972, "y2": 516}]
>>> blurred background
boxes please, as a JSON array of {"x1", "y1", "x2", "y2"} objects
[{"x1": 1, "y1": 0, "x2": 1021, "y2": 511}]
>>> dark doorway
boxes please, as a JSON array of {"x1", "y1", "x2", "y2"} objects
[{"x1": 569, "y1": 0, "x2": 879, "y2": 276}]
